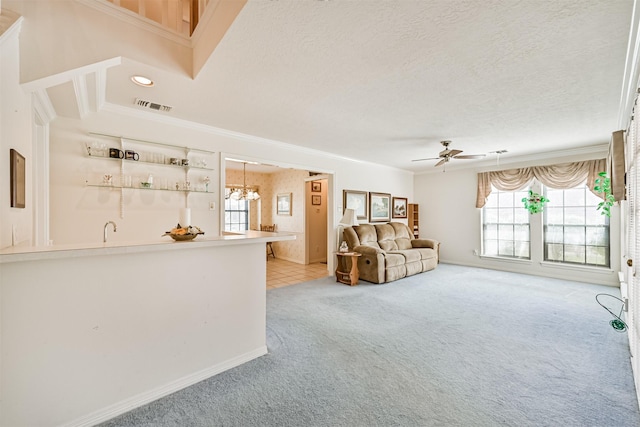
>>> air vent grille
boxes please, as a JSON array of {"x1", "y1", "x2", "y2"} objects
[{"x1": 134, "y1": 98, "x2": 172, "y2": 112}]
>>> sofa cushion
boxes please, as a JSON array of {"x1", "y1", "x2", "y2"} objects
[
  {"x1": 389, "y1": 223, "x2": 413, "y2": 249},
  {"x1": 389, "y1": 249, "x2": 421, "y2": 263},
  {"x1": 353, "y1": 224, "x2": 382, "y2": 250},
  {"x1": 375, "y1": 223, "x2": 399, "y2": 251},
  {"x1": 384, "y1": 252, "x2": 406, "y2": 268},
  {"x1": 413, "y1": 248, "x2": 438, "y2": 261}
]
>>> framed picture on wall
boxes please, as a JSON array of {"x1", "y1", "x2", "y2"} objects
[
  {"x1": 343, "y1": 189, "x2": 368, "y2": 220},
  {"x1": 277, "y1": 193, "x2": 292, "y2": 215},
  {"x1": 10, "y1": 149, "x2": 25, "y2": 209},
  {"x1": 369, "y1": 192, "x2": 391, "y2": 222},
  {"x1": 392, "y1": 197, "x2": 408, "y2": 218},
  {"x1": 311, "y1": 181, "x2": 321, "y2": 192},
  {"x1": 312, "y1": 195, "x2": 321, "y2": 205}
]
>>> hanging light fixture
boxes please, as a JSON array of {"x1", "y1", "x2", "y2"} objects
[{"x1": 229, "y1": 162, "x2": 261, "y2": 201}]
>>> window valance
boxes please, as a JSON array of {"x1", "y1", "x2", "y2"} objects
[{"x1": 476, "y1": 159, "x2": 606, "y2": 208}]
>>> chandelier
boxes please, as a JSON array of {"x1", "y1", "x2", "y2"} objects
[{"x1": 229, "y1": 162, "x2": 261, "y2": 201}]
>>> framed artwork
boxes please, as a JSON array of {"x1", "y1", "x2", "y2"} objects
[
  {"x1": 311, "y1": 181, "x2": 321, "y2": 192},
  {"x1": 369, "y1": 192, "x2": 391, "y2": 222},
  {"x1": 392, "y1": 197, "x2": 408, "y2": 218},
  {"x1": 343, "y1": 189, "x2": 368, "y2": 220},
  {"x1": 10, "y1": 149, "x2": 25, "y2": 209},
  {"x1": 277, "y1": 193, "x2": 292, "y2": 215},
  {"x1": 312, "y1": 195, "x2": 321, "y2": 205}
]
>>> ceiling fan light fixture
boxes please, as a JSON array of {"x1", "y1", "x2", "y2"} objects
[{"x1": 131, "y1": 75, "x2": 154, "y2": 87}]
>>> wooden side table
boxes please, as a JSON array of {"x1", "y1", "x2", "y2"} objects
[{"x1": 335, "y1": 252, "x2": 362, "y2": 286}]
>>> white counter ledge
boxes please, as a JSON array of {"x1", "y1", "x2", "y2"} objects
[{"x1": 0, "y1": 230, "x2": 295, "y2": 263}]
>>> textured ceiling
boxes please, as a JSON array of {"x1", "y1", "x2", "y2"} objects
[{"x1": 102, "y1": 0, "x2": 633, "y2": 171}]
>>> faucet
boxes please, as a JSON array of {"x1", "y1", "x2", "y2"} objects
[{"x1": 104, "y1": 221, "x2": 117, "y2": 242}]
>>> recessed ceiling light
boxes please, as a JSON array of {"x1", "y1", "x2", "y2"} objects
[{"x1": 131, "y1": 75, "x2": 154, "y2": 87}]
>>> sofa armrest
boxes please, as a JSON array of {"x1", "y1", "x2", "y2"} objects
[
  {"x1": 353, "y1": 245, "x2": 386, "y2": 255},
  {"x1": 411, "y1": 239, "x2": 439, "y2": 249}
]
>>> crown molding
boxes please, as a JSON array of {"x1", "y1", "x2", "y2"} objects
[
  {"x1": 75, "y1": 0, "x2": 191, "y2": 47},
  {"x1": 99, "y1": 102, "x2": 411, "y2": 175}
]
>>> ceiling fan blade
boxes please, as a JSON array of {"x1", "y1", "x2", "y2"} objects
[
  {"x1": 448, "y1": 149, "x2": 463, "y2": 157},
  {"x1": 411, "y1": 157, "x2": 440, "y2": 162},
  {"x1": 454, "y1": 154, "x2": 486, "y2": 159},
  {"x1": 435, "y1": 158, "x2": 446, "y2": 167}
]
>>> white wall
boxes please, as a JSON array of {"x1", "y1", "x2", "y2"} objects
[
  {"x1": 0, "y1": 14, "x2": 31, "y2": 249},
  {"x1": 414, "y1": 154, "x2": 620, "y2": 286},
  {"x1": 48, "y1": 110, "x2": 414, "y2": 270}
]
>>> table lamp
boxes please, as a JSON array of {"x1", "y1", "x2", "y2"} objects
[{"x1": 338, "y1": 208, "x2": 359, "y2": 252}]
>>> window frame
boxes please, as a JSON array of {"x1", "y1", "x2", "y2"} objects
[
  {"x1": 542, "y1": 184, "x2": 610, "y2": 268},
  {"x1": 481, "y1": 186, "x2": 531, "y2": 260},
  {"x1": 224, "y1": 187, "x2": 249, "y2": 232}
]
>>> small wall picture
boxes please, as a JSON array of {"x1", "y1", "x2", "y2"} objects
[
  {"x1": 10, "y1": 149, "x2": 25, "y2": 209},
  {"x1": 312, "y1": 194, "x2": 321, "y2": 205},
  {"x1": 343, "y1": 189, "x2": 368, "y2": 220},
  {"x1": 311, "y1": 181, "x2": 321, "y2": 192},
  {"x1": 392, "y1": 197, "x2": 408, "y2": 218},
  {"x1": 369, "y1": 192, "x2": 391, "y2": 222},
  {"x1": 277, "y1": 193, "x2": 292, "y2": 215}
]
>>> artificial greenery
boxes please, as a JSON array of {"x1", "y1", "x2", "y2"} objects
[
  {"x1": 594, "y1": 171, "x2": 615, "y2": 217},
  {"x1": 522, "y1": 190, "x2": 549, "y2": 214}
]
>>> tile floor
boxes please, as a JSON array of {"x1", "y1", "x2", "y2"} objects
[{"x1": 266, "y1": 257, "x2": 330, "y2": 289}]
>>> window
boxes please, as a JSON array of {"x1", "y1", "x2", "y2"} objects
[
  {"x1": 482, "y1": 187, "x2": 531, "y2": 259},
  {"x1": 224, "y1": 188, "x2": 249, "y2": 231},
  {"x1": 543, "y1": 185, "x2": 609, "y2": 267}
]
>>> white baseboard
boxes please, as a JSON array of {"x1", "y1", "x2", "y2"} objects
[{"x1": 61, "y1": 346, "x2": 268, "y2": 427}]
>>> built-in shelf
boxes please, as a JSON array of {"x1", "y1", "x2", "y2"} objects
[
  {"x1": 85, "y1": 183, "x2": 213, "y2": 194},
  {"x1": 85, "y1": 132, "x2": 217, "y2": 219},
  {"x1": 408, "y1": 203, "x2": 419, "y2": 239},
  {"x1": 85, "y1": 152, "x2": 215, "y2": 171}
]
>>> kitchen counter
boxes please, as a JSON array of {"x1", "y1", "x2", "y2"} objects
[
  {"x1": 0, "y1": 230, "x2": 295, "y2": 426},
  {"x1": 0, "y1": 230, "x2": 295, "y2": 263}
]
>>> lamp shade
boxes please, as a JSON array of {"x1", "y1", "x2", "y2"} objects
[{"x1": 339, "y1": 208, "x2": 358, "y2": 227}]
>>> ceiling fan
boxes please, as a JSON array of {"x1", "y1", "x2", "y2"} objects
[{"x1": 412, "y1": 140, "x2": 486, "y2": 167}]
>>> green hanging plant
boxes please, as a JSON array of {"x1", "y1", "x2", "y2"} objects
[
  {"x1": 594, "y1": 171, "x2": 615, "y2": 217},
  {"x1": 522, "y1": 190, "x2": 549, "y2": 214}
]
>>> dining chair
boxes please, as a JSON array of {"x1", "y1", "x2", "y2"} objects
[{"x1": 260, "y1": 224, "x2": 276, "y2": 259}]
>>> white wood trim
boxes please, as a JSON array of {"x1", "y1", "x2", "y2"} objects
[
  {"x1": 72, "y1": 74, "x2": 90, "y2": 118},
  {"x1": 95, "y1": 68, "x2": 107, "y2": 111},
  {"x1": 618, "y1": 0, "x2": 640, "y2": 130},
  {"x1": 75, "y1": 0, "x2": 191, "y2": 46},
  {"x1": 32, "y1": 89, "x2": 57, "y2": 124},
  {"x1": 59, "y1": 346, "x2": 268, "y2": 427},
  {"x1": 21, "y1": 57, "x2": 122, "y2": 93}
]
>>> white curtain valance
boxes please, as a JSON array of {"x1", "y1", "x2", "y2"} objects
[{"x1": 476, "y1": 159, "x2": 606, "y2": 208}]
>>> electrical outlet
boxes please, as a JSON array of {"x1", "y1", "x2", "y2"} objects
[
  {"x1": 473, "y1": 249, "x2": 479, "y2": 256},
  {"x1": 209, "y1": 202, "x2": 215, "y2": 211}
]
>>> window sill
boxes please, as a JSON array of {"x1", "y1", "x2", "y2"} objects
[
  {"x1": 539, "y1": 261, "x2": 614, "y2": 274},
  {"x1": 479, "y1": 255, "x2": 532, "y2": 265}
]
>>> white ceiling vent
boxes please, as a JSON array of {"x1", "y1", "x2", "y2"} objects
[{"x1": 134, "y1": 98, "x2": 173, "y2": 112}]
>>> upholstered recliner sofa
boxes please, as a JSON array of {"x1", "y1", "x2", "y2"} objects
[{"x1": 343, "y1": 222, "x2": 439, "y2": 284}]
